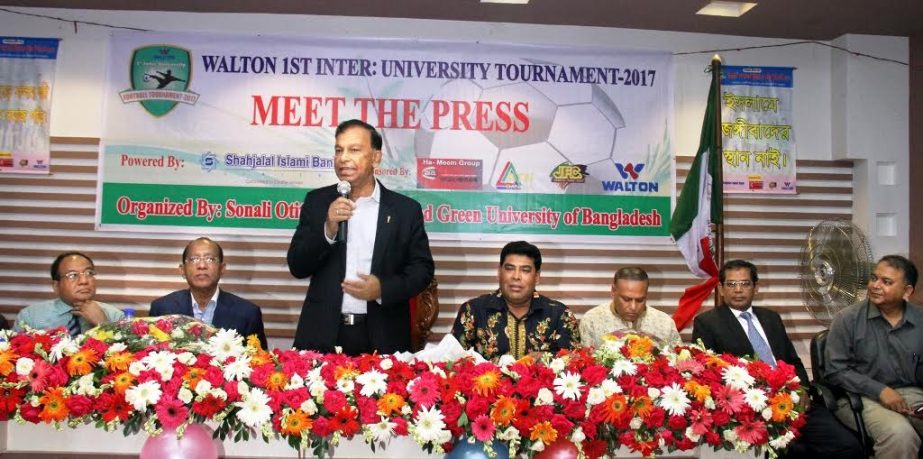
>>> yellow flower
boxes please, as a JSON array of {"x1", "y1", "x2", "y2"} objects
[
  {"x1": 246, "y1": 334, "x2": 262, "y2": 351},
  {"x1": 473, "y1": 369, "x2": 501, "y2": 397},
  {"x1": 684, "y1": 381, "x2": 711, "y2": 403},
  {"x1": 88, "y1": 329, "x2": 114, "y2": 342},
  {"x1": 529, "y1": 421, "x2": 558, "y2": 445},
  {"x1": 148, "y1": 324, "x2": 171, "y2": 342}
]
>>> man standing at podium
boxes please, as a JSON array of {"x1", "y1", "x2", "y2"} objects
[{"x1": 288, "y1": 119, "x2": 434, "y2": 355}]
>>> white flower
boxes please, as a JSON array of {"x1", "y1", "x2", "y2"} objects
[
  {"x1": 237, "y1": 381, "x2": 250, "y2": 397},
  {"x1": 411, "y1": 405, "x2": 446, "y2": 443},
  {"x1": 15, "y1": 357, "x2": 34, "y2": 376},
  {"x1": 497, "y1": 426, "x2": 520, "y2": 441},
  {"x1": 647, "y1": 387, "x2": 661, "y2": 399},
  {"x1": 610, "y1": 359, "x2": 637, "y2": 377},
  {"x1": 497, "y1": 354, "x2": 517, "y2": 368},
  {"x1": 535, "y1": 388, "x2": 555, "y2": 406},
  {"x1": 171, "y1": 328, "x2": 184, "y2": 339},
  {"x1": 723, "y1": 429, "x2": 738, "y2": 442},
  {"x1": 744, "y1": 388, "x2": 768, "y2": 411},
  {"x1": 769, "y1": 431, "x2": 795, "y2": 449},
  {"x1": 125, "y1": 380, "x2": 162, "y2": 411},
  {"x1": 530, "y1": 441, "x2": 546, "y2": 452},
  {"x1": 106, "y1": 342, "x2": 127, "y2": 354},
  {"x1": 722, "y1": 365, "x2": 755, "y2": 390},
  {"x1": 762, "y1": 407, "x2": 773, "y2": 421},
  {"x1": 75, "y1": 374, "x2": 97, "y2": 396},
  {"x1": 128, "y1": 360, "x2": 145, "y2": 376},
  {"x1": 235, "y1": 388, "x2": 273, "y2": 428},
  {"x1": 178, "y1": 388, "x2": 194, "y2": 404},
  {"x1": 309, "y1": 380, "x2": 326, "y2": 398},
  {"x1": 143, "y1": 351, "x2": 177, "y2": 381},
  {"x1": 209, "y1": 388, "x2": 228, "y2": 400},
  {"x1": 685, "y1": 426, "x2": 702, "y2": 442},
  {"x1": 379, "y1": 358, "x2": 393, "y2": 371},
  {"x1": 222, "y1": 355, "x2": 253, "y2": 381},
  {"x1": 790, "y1": 391, "x2": 800, "y2": 404},
  {"x1": 49, "y1": 337, "x2": 78, "y2": 362},
  {"x1": 300, "y1": 399, "x2": 318, "y2": 416},
  {"x1": 586, "y1": 387, "x2": 606, "y2": 406},
  {"x1": 548, "y1": 358, "x2": 566, "y2": 373},
  {"x1": 553, "y1": 371, "x2": 584, "y2": 401},
  {"x1": 356, "y1": 370, "x2": 388, "y2": 397},
  {"x1": 337, "y1": 378, "x2": 355, "y2": 394},
  {"x1": 570, "y1": 426, "x2": 585, "y2": 443},
  {"x1": 630, "y1": 417, "x2": 643, "y2": 430},
  {"x1": 207, "y1": 329, "x2": 245, "y2": 361},
  {"x1": 367, "y1": 418, "x2": 397, "y2": 442},
  {"x1": 286, "y1": 374, "x2": 305, "y2": 390},
  {"x1": 599, "y1": 379, "x2": 622, "y2": 396},
  {"x1": 176, "y1": 352, "x2": 196, "y2": 365},
  {"x1": 677, "y1": 348, "x2": 692, "y2": 361},
  {"x1": 704, "y1": 397, "x2": 716, "y2": 410},
  {"x1": 657, "y1": 383, "x2": 691, "y2": 416},
  {"x1": 0, "y1": 341, "x2": 9, "y2": 351},
  {"x1": 194, "y1": 380, "x2": 213, "y2": 396}
]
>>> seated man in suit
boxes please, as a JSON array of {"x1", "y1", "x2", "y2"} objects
[
  {"x1": 580, "y1": 266, "x2": 681, "y2": 348},
  {"x1": 150, "y1": 237, "x2": 267, "y2": 349},
  {"x1": 826, "y1": 255, "x2": 923, "y2": 459},
  {"x1": 692, "y1": 259, "x2": 863, "y2": 459},
  {"x1": 452, "y1": 241, "x2": 580, "y2": 361},
  {"x1": 16, "y1": 252, "x2": 124, "y2": 336}
]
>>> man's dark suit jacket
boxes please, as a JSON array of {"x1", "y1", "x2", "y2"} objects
[
  {"x1": 149, "y1": 289, "x2": 268, "y2": 349},
  {"x1": 287, "y1": 181, "x2": 434, "y2": 354},
  {"x1": 692, "y1": 305, "x2": 809, "y2": 384}
]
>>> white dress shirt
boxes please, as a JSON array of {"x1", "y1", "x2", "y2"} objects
[
  {"x1": 327, "y1": 180, "x2": 380, "y2": 314},
  {"x1": 190, "y1": 287, "x2": 220, "y2": 325}
]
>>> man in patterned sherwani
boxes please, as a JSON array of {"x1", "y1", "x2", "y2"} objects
[{"x1": 451, "y1": 241, "x2": 580, "y2": 361}]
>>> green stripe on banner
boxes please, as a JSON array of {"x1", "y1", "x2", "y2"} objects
[{"x1": 100, "y1": 183, "x2": 669, "y2": 236}]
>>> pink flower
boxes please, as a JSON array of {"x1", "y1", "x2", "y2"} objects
[
  {"x1": 155, "y1": 396, "x2": 189, "y2": 430},
  {"x1": 471, "y1": 414, "x2": 495, "y2": 442},
  {"x1": 323, "y1": 390, "x2": 347, "y2": 413},
  {"x1": 27, "y1": 360, "x2": 52, "y2": 393},
  {"x1": 713, "y1": 385, "x2": 746, "y2": 414},
  {"x1": 735, "y1": 416, "x2": 769, "y2": 444},
  {"x1": 131, "y1": 320, "x2": 148, "y2": 336},
  {"x1": 408, "y1": 374, "x2": 440, "y2": 408}
]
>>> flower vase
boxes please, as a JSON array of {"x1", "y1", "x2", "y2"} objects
[
  {"x1": 445, "y1": 437, "x2": 509, "y2": 459},
  {"x1": 140, "y1": 423, "x2": 218, "y2": 459}
]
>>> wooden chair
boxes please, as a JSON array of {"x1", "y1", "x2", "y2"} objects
[{"x1": 409, "y1": 278, "x2": 439, "y2": 352}]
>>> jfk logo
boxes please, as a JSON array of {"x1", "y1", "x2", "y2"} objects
[{"x1": 615, "y1": 163, "x2": 644, "y2": 180}]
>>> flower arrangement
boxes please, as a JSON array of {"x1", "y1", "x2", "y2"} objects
[{"x1": 0, "y1": 320, "x2": 804, "y2": 458}]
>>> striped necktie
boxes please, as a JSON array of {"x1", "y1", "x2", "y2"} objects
[
  {"x1": 67, "y1": 314, "x2": 81, "y2": 337},
  {"x1": 739, "y1": 311, "x2": 776, "y2": 367}
]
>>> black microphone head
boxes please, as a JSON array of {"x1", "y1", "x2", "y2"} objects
[{"x1": 336, "y1": 180, "x2": 351, "y2": 197}]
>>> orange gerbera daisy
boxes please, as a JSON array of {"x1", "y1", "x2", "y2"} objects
[
  {"x1": 38, "y1": 387, "x2": 68, "y2": 423},
  {"x1": 105, "y1": 351, "x2": 134, "y2": 372},
  {"x1": 529, "y1": 421, "x2": 558, "y2": 444},
  {"x1": 112, "y1": 371, "x2": 135, "y2": 394},
  {"x1": 334, "y1": 364, "x2": 360, "y2": 381},
  {"x1": 66, "y1": 348, "x2": 100, "y2": 376},
  {"x1": 246, "y1": 334, "x2": 263, "y2": 351},
  {"x1": 266, "y1": 371, "x2": 289, "y2": 391},
  {"x1": 473, "y1": 369, "x2": 501, "y2": 397},
  {"x1": 249, "y1": 350, "x2": 273, "y2": 367},
  {"x1": 684, "y1": 381, "x2": 711, "y2": 403},
  {"x1": 625, "y1": 335, "x2": 654, "y2": 359},
  {"x1": 601, "y1": 394, "x2": 629, "y2": 423},
  {"x1": 769, "y1": 392, "x2": 794, "y2": 422},
  {"x1": 377, "y1": 393, "x2": 406, "y2": 416},
  {"x1": 0, "y1": 349, "x2": 18, "y2": 376},
  {"x1": 183, "y1": 367, "x2": 205, "y2": 390},
  {"x1": 490, "y1": 396, "x2": 517, "y2": 426},
  {"x1": 631, "y1": 395, "x2": 654, "y2": 418},
  {"x1": 281, "y1": 409, "x2": 313, "y2": 436}
]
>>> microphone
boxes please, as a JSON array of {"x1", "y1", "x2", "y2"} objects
[{"x1": 335, "y1": 180, "x2": 351, "y2": 243}]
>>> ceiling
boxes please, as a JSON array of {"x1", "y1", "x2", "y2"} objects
[{"x1": 3, "y1": 0, "x2": 923, "y2": 41}]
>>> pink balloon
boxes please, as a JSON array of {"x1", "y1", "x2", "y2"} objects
[
  {"x1": 140, "y1": 423, "x2": 218, "y2": 459},
  {"x1": 533, "y1": 439, "x2": 579, "y2": 459}
]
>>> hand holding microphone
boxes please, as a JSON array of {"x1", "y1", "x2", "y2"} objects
[{"x1": 325, "y1": 181, "x2": 353, "y2": 242}]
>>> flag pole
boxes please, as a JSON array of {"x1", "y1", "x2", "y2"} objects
[{"x1": 711, "y1": 55, "x2": 725, "y2": 306}]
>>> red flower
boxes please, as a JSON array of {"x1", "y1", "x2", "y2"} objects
[
  {"x1": 192, "y1": 393, "x2": 227, "y2": 418},
  {"x1": 312, "y1": 416, "x2": 332, "y2": 437},
  {"x1": 97, "y1": 393, "x2": 132, "y2": 423},
  {"x1": 580, "y1": 365, "x2": 609, "y2": 386},
  {"x1": 65, "y1": 394, "x2": 95, "y2": 417},
  {"x1": 323, "y1": 390, "x2": 347, "y2": 413},
  {"x1": 464, "y1": 396, "x2": 490, "y2": 419},
  {"x1": 667, "y1": 415, "x2": 687, "y2": 431},
  {"x1": 155, "y1": 396, "x2": 189, "y2": 430},
  {"x1": 583, "y1": 439, "x2": 608, "y2": 459}
]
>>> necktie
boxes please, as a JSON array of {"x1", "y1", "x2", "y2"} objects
[
  {"x1": 739, "y1": 311, "x2": 776, "y2": 367},
  {"x1": 68, "y1": 314, "x2": 81, "y2": 337}
]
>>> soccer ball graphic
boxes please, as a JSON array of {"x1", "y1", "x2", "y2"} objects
[{"x1": 413, "y1": 76, "x2": 626, "y2": 193}]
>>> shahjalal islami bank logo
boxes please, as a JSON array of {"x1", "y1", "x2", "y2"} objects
[{"x1": 119, "y1": 45, "x2": 199, "y2": 117}]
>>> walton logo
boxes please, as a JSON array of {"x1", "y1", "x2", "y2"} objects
[
  {"x1": 495, "y1": 161, "x2": 522, "y2": 190},
  {"x1": 602, "y1": 162, "x2": 659, "y2": 193},
  {"x1": 615, "y1": 163, "x2": 644, "y2": 180},
  {"x1": 119, "y1": 45, "x2": 199, "y2": 117}
]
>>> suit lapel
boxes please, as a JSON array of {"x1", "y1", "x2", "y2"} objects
[
  {"x1": 370, "y1": 184, "x2": 394, "y2": 275},
  {"x1": 717, "y1": 306, "x2": 755, "y2": 355},
  {"x1": 180, "y1": 290, "x2": 195, "y2": 316},
  {"x1": 212, "y1": 290, "x2": 230, "y2": 329}
]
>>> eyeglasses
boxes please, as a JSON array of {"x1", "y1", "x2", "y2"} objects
[
  {"x1": 722, "y1": 280, "x2": 754, "y2": 289},
  {"x1": 60, "y1": 270, "x2": 96, "y2": 281},
  {"x1": 184, "y1": 256, "x2": 220, "y2": 265}
]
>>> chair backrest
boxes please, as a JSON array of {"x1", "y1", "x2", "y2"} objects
[
  {"x1": 810, "y1": 329, "x2": 829, "y2": 383},
  {"x1": 410, "y1": 278, "x2": 439, "y2": 352}
]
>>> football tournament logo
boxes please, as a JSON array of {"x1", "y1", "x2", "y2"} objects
[{"x1": 119, "y1": 45, "x2": 199, "y2": 117}]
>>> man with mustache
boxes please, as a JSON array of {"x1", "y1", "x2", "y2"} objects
[
  {"x1": 15, "y1": 252, "x2": 124, "y2": 335},
  {"x1": 452, "y1": 240, "x2": 579, "y2": 361},
  {"x1": 826, "y1": 254, "x2": 923, "y2": 458}
]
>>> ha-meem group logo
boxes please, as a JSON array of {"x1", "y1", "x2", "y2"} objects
[{"x1": 119, "y1": 45, "x2": 199, "y2": 117}]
